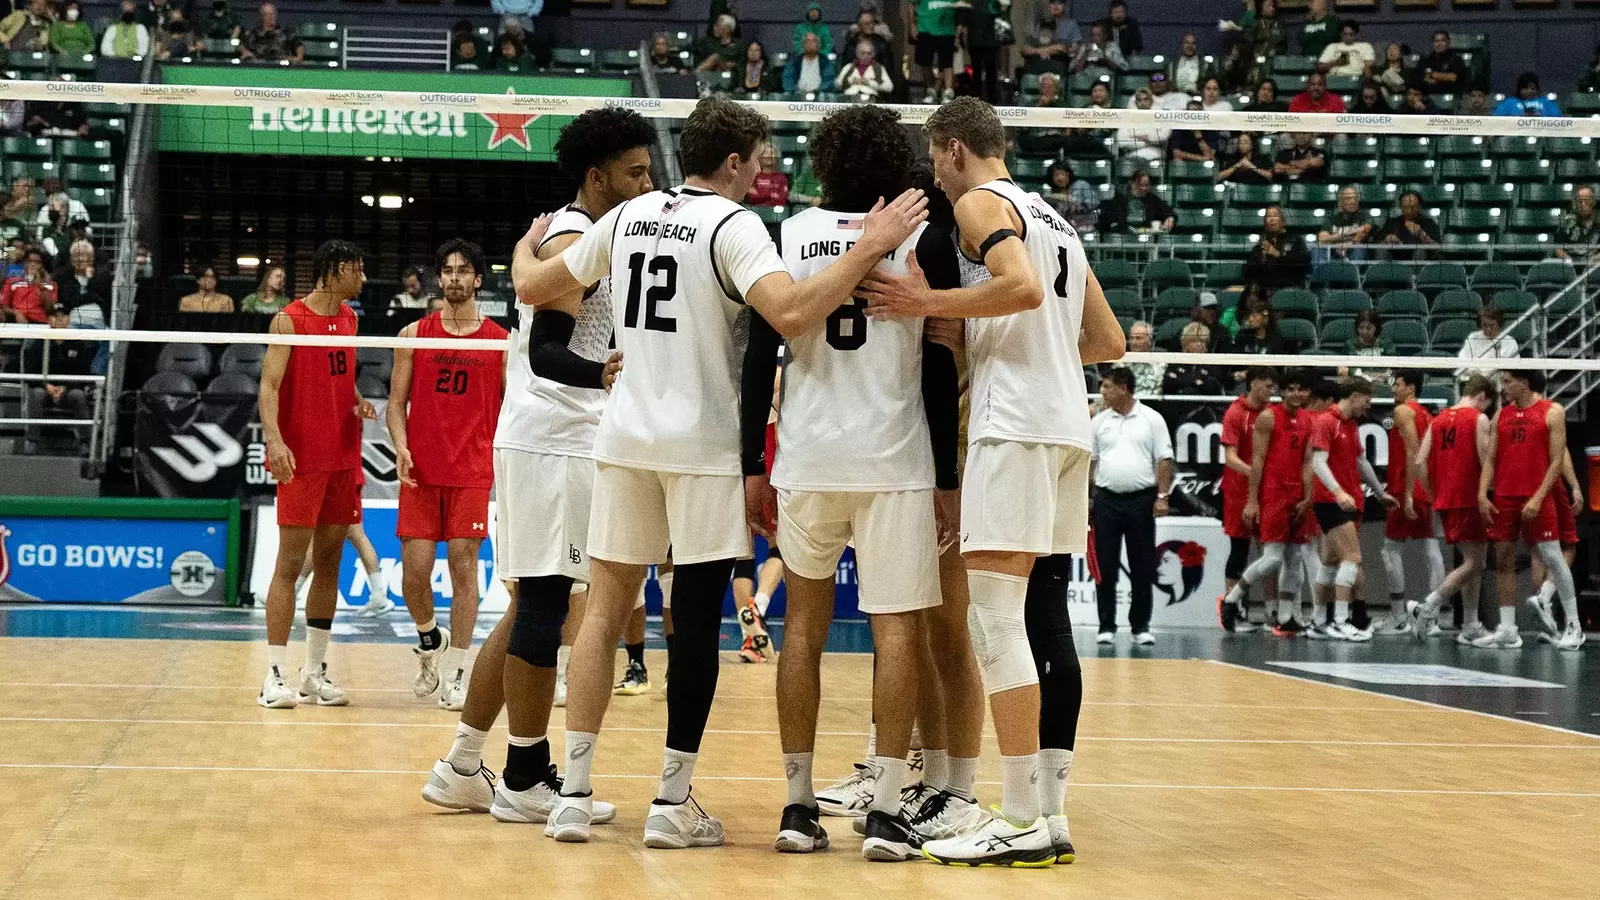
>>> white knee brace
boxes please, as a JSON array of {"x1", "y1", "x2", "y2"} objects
[
  {"x1": 966, "y1": 574, "x2": 1038, "y2": 696},
  {"x1": 1315, "y1": 558, "x2": 1338, "y2": 587},
  {"x1": 1335, "y1": 561, "x2": 1360, "y2": 589}
]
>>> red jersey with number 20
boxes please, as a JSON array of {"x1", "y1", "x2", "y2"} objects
[
  {"x1": 1495, "y1": 398, "x2": 1554, "y2": 498},
  {"x1": 1428, "y1": 406, "x2": 1483, "y2": 510},
  {"x1": 405, "y1": 311, "x2": 508, "y2": 488},
  {"x1": 1310, "y1": 405, "x2": 1362, "y2": 503},
  {"x1": 276, "y1": 298, "x2": 360, "y2": 475}
]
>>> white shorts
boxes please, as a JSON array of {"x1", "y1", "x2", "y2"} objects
[
  {"x1": 777, "y1": 488, "x2": 941, "y2": 615},
  {"x1": 493, "y1": 449, "x2": 593, "y2": 582},
  {"x1": 960, "y1": 439, "x2": 1091, "y2": 556},
  {"x1": 588, "y1": 463, "x2": 750, "y2": 566}
]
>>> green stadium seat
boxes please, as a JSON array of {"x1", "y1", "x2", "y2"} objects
[
  {"x1": 1565, "y1": 92, "x2": 1600, "y2": 116},
  {"x1": 1326, "y1": 74, "x2": 1361, "y2": 94},
  {"x1": 78, "y1": 185, "x2": 112, "y2": 215},
  {"x1": 1311, "y1": 260, "x2": 1361, "y2": 292},
  {"x1": 1319, "y1": 318, "x2": 1355, "y2": 348},
  {"x1": 1070, "y1": 157, "x2": 1114, "y2": 182},
  {"x1": 297, "y1": 22, "x2": 340, "y2": 39},
  {"x1": 1153, "y1": 317, "x2": 1188, "y2": 348},
  {"x1": 1459, "y1": 183, "x2": 1515, "y2": 207},
  {"x1": 60, "y1": 139, "x2": 112, "y2": 162},
  {"x1": 1489, "y1": 136, "x2": 1541, "y2": 159},
  {"x1": 1416, "y1": 263, "x2": 1469, "y2": 295},
  {"x1": 1450, "y1": 33, "x2": 1487, "y2": 52},
  {"x1": 1490, "y1": 290, "x2": 1539, "y2": 317},
  {"x1": 1203, "y1": 260, "x2": 1245, "y2": 290},
  {"x1": 1281, "y1": 207, "x2": 1319, "y2": 233},
  {"x1": 4, "y1": 159, "x2": 56, "y2": 181},
  {"x1": 1271, "y1": 288, "x2": 1319, "y2": 321},
  {"x1": 1271, "y1": 55, "x2": 1318, "y2": 75},
  {"x1": 1518, "y1": 184, "x2": 1569, "y2": 209},
  {"x1": 1363, "y1": 262, "x2": 1414, "y2": 292},
  {"x1": 1320, "y1": 289, "x2": 1371, "y2": 320},
  {"x1": 1556, "y1": 159, "x2": 1595, "y2": 182},
  {"x1": 1430, "y1": 289, "x2": 1482, "y2": 320},
  {"x1": 550, "y1": 47, "x2": 595, "y2": 70},
  {"x1": 1441, "y1": 231, "x2": 1494, "y2": 260},
  {"x1": 202, "y1": 38, "x2": 239, "y2": 58},
  {"x1": 6, "y1": 50, "x2": 49, "y2": 72},
  {"x1": 600, "y1": 49, "x2": 641, "y2": 71},
  {"x1": 696, "y1": 70, "x2": 732, "y2": 93},
  {"x1": 302, "y1": 40, "x2": 340, "y2": 62},
  {"x1": 54, "y1": 53, "x2": 97, "y2": 75},
  {"x1": 1329, "y1": 158, "x2": 1379, "y2": 183},
  {"x1": 1166, "y1": 160, "x2": 1217, "y2": 183},
  {"x1": 1154, "y1": 286, "x2": 1200, "y2": 314},
  {"x1": 1419, "y1": 377, "x2": 1455, "y2": 403},
  {"x1": 1446, "y1": 208, "x2": 1502, "y2": 235},
  {"x1": 1219, "y1": 207, "x2": 1265, "y2": 236},
  {"x1": 1382, "y1": 158, "x2": 1437, "y2": 184},
  {"x1": 1276, "y1": 317, "x2": 1319, "y2": 352},
  {"x1": 63, "y1": 162, "x2": 115, "y2": 186},
  {"x1": 1381, "y1": 137, "x2": 1432, "y2": 159},
  {"x1": 1124, "y1": 54, "x2": 1163, "y2": 74},
  {"x1": 1069, "y1": 71, "x2": 1113, "y2": 94},
  {"x1": 1115, "y1": 157, "x2": 1164, "y2": 183},
  {"x1": 1430, "y1": 319, "x2": 1475, "y2": 353},
  {"x1": 2, "y1": 136, "x2": 52, "y2": 159},
  {"x1": 1385, "y1": 319, "x2": 1428, "y2": 354},
  {"x1": 1329, "y1": 135, "x2": 1379, "y2": 161},
  {"x1": 1470, "y1": 263, "x2": 1521, "y2": 293},
  {"x1": 1145, "y1": 259, "x2": 1194, "y2": 292},
  {"x1": 771, "y1": 134, "x2": 809, "y2": 155},
  {"x1": 1011, "y1": 157, "x2": 1052, "y2": 180},
  {"x1": 1544, "y1": 137, "x2": 1597, "y2": 160},
  {"x1": 1525, "y1": 261, "x2": 1576, "y2": 297},
  {"x1": 1104, "y1": 287, "x2": 1143, "y2": 318},
  {"x1": 1288, "y1": 182, "x2": 1341, "y2": 208},
  {"x1": 1507, "y1": 207, "x2": 1563, "y2": 234},
  {"x1": 1096, "y1": 258, "x2": 1140, "y2": 290},
  {"x1": 1440, "y1": 158, "x2": 1495, "y2": 183},
  {"x1": 1433, "y1": 136, "x2": 1485, "y2": 159},
  {"x1": 1377, "y1": 290, "x2": 1428, "y2": 320},
  {"x1": 1498, "y1": 158, "x2": 1554, "y2": 185},
  {"x1": 746, "y1": 204, "x2": 788, "y2": 225},
  {"x1": 1228, "y1": 184, "x2": 1282, "y2": 208},
  {"x1": 1171, "y1": 183, "x2": 1224, "y2": 209}
]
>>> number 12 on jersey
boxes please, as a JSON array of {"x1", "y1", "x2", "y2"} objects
[{"x1": 623, "y1": 253, "x2": 678, "y2": 333}]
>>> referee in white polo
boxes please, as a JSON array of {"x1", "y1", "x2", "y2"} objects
[{"x1": 1089, "y1": 366, "x2": 1174, "y2": 646}]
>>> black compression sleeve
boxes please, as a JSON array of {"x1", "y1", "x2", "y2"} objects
[
  {"x1": 528, "y1": 309, "x2": 605, "y2": 389},
  {"x1": 740, "y1": 310, "x2": 781, "y2": 477},
  {"x1": 922, "y1": 340, "x2": 960, "y2": 490}
]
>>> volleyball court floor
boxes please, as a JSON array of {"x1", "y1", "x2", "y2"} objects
[{"x1": 1, "y1": 605, "x2": 1596, "y2": 900}]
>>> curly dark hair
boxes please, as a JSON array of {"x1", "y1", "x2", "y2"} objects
[
  {"x1": 924, "y1": 96, "x2": 1006, "y2": 160},
  {"x1": 679, "y1": 96, "x2": 770, "y2": 178},
  {"x1": 808, "y1": 105, "x2": 914, "y2": 213},
  {"x1": 312, "y1": 239, "x2": 363, "y2": 288},
  {"x1": 910, "y1": 159, "x2": 954, "y2": 230},
  {"x1": 435, "y1": 238, "x2": 486, "y2": 277},
  {"x1": 553, "y1": 108, "x2": 657, "y2": 185}
]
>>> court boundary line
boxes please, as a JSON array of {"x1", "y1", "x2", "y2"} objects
[{"x1": 1207, "y1": 659, "x2": 1600, "y2": 742}]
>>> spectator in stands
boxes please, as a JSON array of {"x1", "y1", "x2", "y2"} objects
[
  {"x1": 959, "y1": 0, "x2": 1006, "y2": 104},
  {"x1": 2, "y1": 239, "x2": 27, "y2": 281},
  {"x1": 1063, "y1": 80, "x2": 1114, "y2": 156},
  {"x1": 102, "y1": 2, "x2": 151, "y2": 59},
  {"x1": 452, "y1": 34, "x2": 486, "y2": 71},
  {"x1": 1419, "y1": 31, "x2": 1468, "y2": 96},
  {"x1": 495, "y1": 33, "x2": 532, "y2": 73},
  {"x1": 1102, "y1": 168, "x2": 1174, "y2": 233},
  {"x1": 793, "y1": 3, "x2": 833, "y2": 57},
  {"x1": 0, "y1": 0, "x2": 52, "y2": 53},
  {"x1": 1164, "y1": 322, "x2": 1227, "y2": 395},
  {"x1": 1457, "y1": 307, "x2": 1519, "y2": 383},
  {"x1": 1146, "y1": 72, "x2": 1188, "y2": 111},
  {"x1": 156, "y1": 9, "x2": 195, "y2": 61},
  {"x1": 178, "y1": 266, "x2": 233, "y2": 313},
  {"x1": 1230, "y1": 287, "x2": 1289, "y2": 364},
  {"x1": 1339, "y1": 309, "x2": 1394, "y2": 380},
  {"x1": 1317, "y1": 185, "x2": 1373, "y2": 260},
  {"x1": 1017, "y1": 73, "x2": 1067, "y2": 155},
  {"x1": 3, "y1": 178, "x2": 35, "y2": 223},
  {"x1": 1580, "y1": 44, "x2": 1600, "y2": 92},
  {"x1": 0, "y1": 97, "x2": 25, "y2": 136},
  {"x1": 241, "y1": 264, "x2": 290, "y2": 314},
  {"x1": 24, "y1": 79, "x2": 88, "y2": 137},
  {"x1": 239, "y1": 2, "x2": 299, "y2": 62},
  {"x1": 1044, "y1": 161, "x2": 1100, "y2": 234},
  {"x1": 1114, "y1": 89, "x2": 1168, "y2": 162},
  {"x1": 1556, "y1": 185, "x2": 1599, "y2": 265},
  {"x1": 1317, "y1": 21, "x2": 1373, "y2": 79},
  {"x1": 136, "y1": 0, "x2": 176, "y2": 30},
  {"x1": 54, "y1": 240, "x2": 107, "y2": 324},
  {"x1": 1166, "y1": 32, "x2": 1210, "y2": 96},
  {"x1": 649, "y1": 34, "x2": 687, "y2": 75},
  {"x1": 1191, "y1": 294, "x2": 1236, "y2": 353},
  {"x1": 1298, "y1": 0, "x2": 1339, "y2": 59},
  {"x1": 788, "y1": 157, "x2": 822, "y2": 207},
  {"x1": 1099, "y1": 0, "x2": 1143, "y2": 55},
  {"x1": 1495, "y1": 72, "x2": 1561, "y2": 117},
  {"x1": 695, "y1": 14, "x2": 745, "y2": 73},
  {"x1": 22, "y1": 306, "x2": 93, "y2": 454},
  {"x1": 1375, "y1": 189, "x2": 1441, "y2": 260},
  {"x1": 912, "y1": 0, "x2": 959, "y2": 102},
  {"x1": 1242, "y1": 0, "x2": 1286, "y2": 59},
  {"x1": 491, "y1": 0, "x2": 539, "y2": 32},
  {"x1": 391, "y1": 266, "x2": 436, "y2": 311},
  {"x1": 1243, "y1": 77, "x2": 1287, "y2": 112},
  {"x1": 1217, "y1": 43, "x2": 1260, "y2": 94},
  {"x1": 37, "y1": 180, "x2": 88, "y2": 234},
  {"x1": 1201, "y1": 77, "x2": 1233, "y2": 113},
  {"x1": 1397, "y1": 81, "x2": 1440, "y2": 116},
  {"x1": 1288, "y1": 71, "x2": 1345, "y2": 113},
  {"x1": 736, "y1": 41, "x2": 779, "y2": 95},
  {"x1": 1072, "y1": 22, "x2": 1126, "y2": 75},
  {"x1": 2, "y1": 246, "x2": 55, "y2": 323},
  {"x1": 1273, "y1": 132, "x2": 1327, "y2": 183},
  {"x1": 1216, "y1": 132, "x2": 1273, "y2": 184},
  {"x1": 202, "y1": 1, "x2": 242, "y2": 41},
  {"x1": 1218, "y1": 280, "x2": 1257, "y2": 336},
  {"x1": 1456, "y1": 89, "x2": 1490, "y2": 117},
  {"x1": 783, "y1": 31, "x2": 835, "y2": 94},
  {"x1": 744, "y1": 146, "x2": 788, "y2": 207},
  {"x1": 1168, "y1": 100, "x2": 1222, "y2": 162},
  {"x1": 845, "y1": 8, "x2": 893, "y2": 69},
  {"x1": 1375, "y1": 42, "x2": 1410, "y2": 102},
  {"x1": 1244, "y1": 204, "x2": 1310, "y2": 295},
  {"x1": 1023, "y1": 1, "x2": 1081, "y2": 74},
  {"x1": 835, "y1": 38, "x2": 893, "y2": 102},
  {"x1": 50, "y1": 2, "x2": 94, "y2": 59},
  {"x1": 1346, "y1": 80, "x2": 1389, "y2": 115},
  {"x1": 1125, "y1": 321, "x2": 1165, "y2": 395}
]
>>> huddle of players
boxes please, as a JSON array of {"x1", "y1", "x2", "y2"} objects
[{"x1": 1216, "y1": 366, "x2": 1586, "y2": 651}]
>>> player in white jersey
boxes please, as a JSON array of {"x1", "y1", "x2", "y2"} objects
[
  {"x1": 420, "y1": 110, "x2": 650, "y2": 825},
  {"x1": 513, "y1": 96, "x2": 929, "y2": 849},
  {"x1": 861, "y1": 97, "x2": 1126, "y2": 867}
]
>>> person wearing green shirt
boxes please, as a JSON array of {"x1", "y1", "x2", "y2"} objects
[
  {"x1": 240, "y1": 265, "x2": 290, "y2": 314},
  {"x1": 1298, "y1": 0, "x2": 1340, "y2": 59},
  {"x1": 912, "y1": 0, "x2": 958, "y2": 103},
  {"x1": 201, "y1": 1, "x2": 241, "y2": 40},
  {"x1": 50, "y1": 2, "x2": 95, "y2": 59},
  {"x1": 792, "y1": 3, "x2": 833, "y2": 57}
]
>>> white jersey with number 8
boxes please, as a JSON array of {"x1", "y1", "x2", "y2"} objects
[{"x1": 957, "y1": 177, "x2": 1092, "y2": 451}]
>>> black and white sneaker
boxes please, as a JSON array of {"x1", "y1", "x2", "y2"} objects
[
  {"x1": 774, "y1": 803, "x2": 829, "y2": 853},
  {"x1": 861, "y1": 809, "x2": 923, "y2": 862}
]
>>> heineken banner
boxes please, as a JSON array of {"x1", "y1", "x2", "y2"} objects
[{"x1": 155, "y1": 67, "x2": 633, "y2": 161}]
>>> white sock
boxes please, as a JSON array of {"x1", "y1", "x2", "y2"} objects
[
  {"x1": 657, "y1": 572, "x2": 674, "y2": 608},
  {"x1": 1311, "y1": 600, "x2": 1328, "y2": 626},
  {"x1": 754, "y1": 591, "x2": 772, "y2": 617},
  {"x1": 304, "y1": 624, "x2": 331, "y2": 674},
  {"x1": 923, "y1": 748, "x2": 950, "y2": 793},
  {"x1": 864, "y1": 723, "x2": 877, "y2": 760},
  {"x1": 1422, "y1": 591, "x2": 1442, "y2": 612},
  {"x1": 1000, "y1": 754, "x2": 1042, "y2": 824},
  {"x1": 556, "y1": 645, "x2": 571, "y2": 680},
  {"x1": 783, "y1": 751, "x2": 815, "y2": 807},
  {"x1": 441, "y1": 646, "x2": 466, "y2": 679},
  {"x1": 909, "y1": 722, "x2": 923, "y2": 751},
  {"x1": 869, "y1": 755, "x2": 908, "y2": 816},
  {"x1": 1539, "y1": 579, "x2": 1557, "y2": 606},
  {"x1": 445, "y1": 722, "x2": 489, "y2": 774},
  {"x1": 509, "y1": 733, "x2": 543, "y2": 748},
  {"x1": 366, "y1": 567, "x2": 386, "y2": 601},
  {"x1": 1334, "y1": 599, "x2": 1349, "y2": 624},
  {"x1": 1278, "y1": 598, "x2": 1298, "y2": 624},
  {"x1": 562, "y1": 730, "x2": 598, "y2": 796},
  {"x1": 267, "y1": 644, "x2": 286, "y2": 672},
  {"x1": 1500, "y1": 605, "x2": 1518, "y2": 632},
  {"x1": 659, "y1": 747, "x2": 697, "y2": 804},
  {"x1": 1038, "y1": 748, "x2": 1074, "y2": 817},
  {"x1": 947, "y1": 755, "x2": 979, "y2": 802}
]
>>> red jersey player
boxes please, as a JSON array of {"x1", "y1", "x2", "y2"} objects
[
  {"x1": 1477, "y1": 369, "x2": 1584, "y2": 650},
  {"x1": 1232, "y1": 368, "x2": 1316, "y2": 636},
  {"x1": 386, "y1": 239, "x2": 508, "y2": 707},
  {"x1": 1308, "y1": 377, "x2": 1395, "y2": 642},
  {"x1": 1377, "y1": 370, "x2": 1443, "y2": 635},
  {"x1": 1218, "y1": 366, "x2": 1275, "y2": 633},
  {"x1": 257, "y1": 240, "x2": 375, "y2": 709},
  {"x1": 1410, "y1": 374, "x2": 1494, "y2": 644}
]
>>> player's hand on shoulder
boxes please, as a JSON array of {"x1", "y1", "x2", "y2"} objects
[
  {"x1": 861, "y1": 249, "x2": 931, "y2": 320},
  {"x1": 603, "y1": 350, "x2": 624, "y2": 392},
  {"x1": 521, "y1": 213, "x2": 554, "y2": 250},
  {"x1": 861, "y1": 189, "x2": 929, "y2": 253}
]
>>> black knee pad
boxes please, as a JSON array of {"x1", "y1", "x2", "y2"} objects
[
  {"x1": 1026, "y1": 554, "x2": 1083, "y2": 752},
  {"x1": 508, "y1": 575, "x2": 573, "y2": 668},
  {"x1": 731, "y1": 557, "x2": 755, "y2": 583},
  {"x1": 1225, "y1": 536, "x2": 1251, "y2": 580}
]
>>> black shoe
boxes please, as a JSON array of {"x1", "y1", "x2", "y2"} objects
[
  {"x1": 1219, "y1": 593, "x2": 1240, "y2": 633},
  {"x1": 774, "y1": 803, "x2": 829, "y2": 853},
  {"x1": 861, "y1": 809, "x2": 923, "y2": 862},
  {"x1": 1271, "y1": 617, "x2": 1304, "y2": 638}
]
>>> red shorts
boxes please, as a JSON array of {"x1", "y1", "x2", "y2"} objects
[
  {"x1": 1555, "y1": 490, "x2": 1579, "y2": 545},
  {"x1": 1222, "y1": 486, "x2": 1252, "y2": 539},
  {"x1": 398, "y1": 482, "x2": 491, "y2": 542},
  {"x1": 1259, "y1": 487, "x2": 1315, "y2": 545},
  {"x1": 1384, "y1": 499, "x2": 1436, "y2": 541},
  {"x1": 1439, "y1": 507, "x2": 1488, "y2": 544},
  {"x1": 1487, "y1": 494, "x2": 1561, "y2": 545},
  {"x1": 277, "y1": 467, "x2": 363, "y2": 528}
]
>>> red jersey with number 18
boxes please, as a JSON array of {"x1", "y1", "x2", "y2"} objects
[
  {"x1": 405, "y1": 311, "x2": 508, "y2": 488},
  {"x1": 276, "y1": 298, "x2": 360, "y2": 475}
]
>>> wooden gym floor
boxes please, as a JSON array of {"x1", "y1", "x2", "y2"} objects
[{"x1": 1, "y1": 630, "x2": 1597, "y2": 900}]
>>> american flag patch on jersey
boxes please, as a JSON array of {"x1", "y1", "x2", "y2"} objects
[{"x1": 836, "y1": 217, "x2": 864, "y2": 230}]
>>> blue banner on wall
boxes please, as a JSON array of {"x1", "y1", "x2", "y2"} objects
[{"x1": 0, "y1": 516, "x2": 231, "y2": 604}]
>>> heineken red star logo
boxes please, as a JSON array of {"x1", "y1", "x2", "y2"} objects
[{"x1": 481, "y1": 88, "x2": 537, "y2": 151}]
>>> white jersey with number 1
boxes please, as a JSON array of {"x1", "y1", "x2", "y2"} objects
[
  {"x1": 775, "y1": 207, "x2": 933, "y2": 492},
  {"x1": 956, "y1": 177, "x2": 1091, "y2": 451}
]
